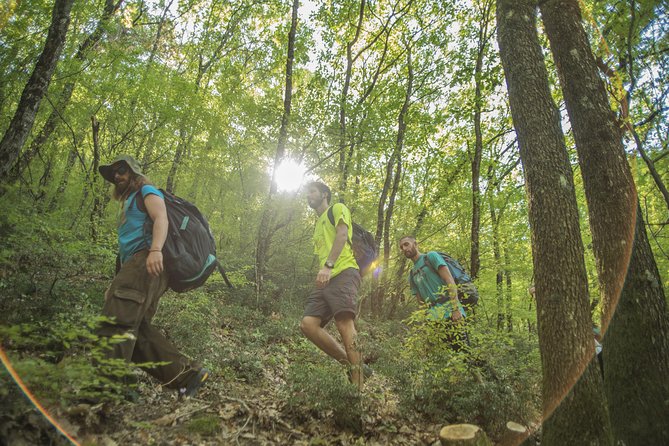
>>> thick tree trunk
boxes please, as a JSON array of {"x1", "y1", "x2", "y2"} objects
[
  {"x1": 254, "y1": 0, "x2": 299, "y2": 294},
  {"x1": 496, "y1": 1, "x2": 613, "y2": 445},
  {"x1": 539, "y1": 2, "x2": 669, "y2": 444},
  {"x1": 0, "y1": 0, "x2": 75, "y2": 181}
]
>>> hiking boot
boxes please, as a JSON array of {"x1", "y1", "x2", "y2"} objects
[{"x1": 179, "y1": 368, "x2": 209, "y2": 398}]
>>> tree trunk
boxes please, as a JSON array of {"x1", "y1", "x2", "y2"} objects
[
  {"x1": 338, "y1": 0, "x2": 366, "y2": 192},
  {"x1": 469, "y1": 0, "x2": 493, "y2": 280},
  {"x1": 48, "y1": 148, "x2": 77, "y2": 212},
  {"x1": 0, "y1": 0, "x2": 75, "y2": 181},
  {"x1": 490, "y1": 201, "x2": 504, "y2": 330},
  {"x1": 166, "y1": 132, "x2": 188, "y2": 194},
  {"x1": 504, "y1": 245, "x2": 513, "y2": 332},
  {"x1": 496, "y1": 1, "x2": 613, "y2": 445},
  {"x1": 254, "y1": 0, "x2": 299, "y2": 295},
  {"x1": 371, "y1": 43, "x2": 412, "y2": 317},
  {"x1": 632, "y1": 127, "x2": 669, "y2": 215},
  {"x1": 90, "y1": 116, "x2": 102, "y2": 241},
  {"x1": 539, "y1": 2, "x2": 669, "y2": 444},
  {"x1": 9, "y1": 0, "x2": 124, "y2": 183}
]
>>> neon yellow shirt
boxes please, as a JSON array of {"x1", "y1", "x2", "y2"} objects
[{"x1": 313, "y1": 203, "x2": 358, "y2": 278}]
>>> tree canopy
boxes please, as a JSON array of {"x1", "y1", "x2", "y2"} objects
[{"x1": 0, "y1": 0, "x2": 667, "y2": 444}]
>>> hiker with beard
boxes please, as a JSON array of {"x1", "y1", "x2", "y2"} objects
[
  {"x1": 299, "y1": 181, "x2": 366, "y2": 389},
  {"x1": 398, "y1": 235, "x2": 469, "y2": 352},
  {"x1": 97, "y1": 155, "x2": 208, "y2": 398}
]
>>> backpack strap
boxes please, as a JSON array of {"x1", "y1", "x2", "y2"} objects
[
  {"x1": 423, "y1": 252, "x2": 440, "y2": 276},
  {"x1": 129, "y1": 185, "x2": 148, "y2": 214},
  {"x1": 326, "y1": 205, "x2": 353, "y2": 247}
]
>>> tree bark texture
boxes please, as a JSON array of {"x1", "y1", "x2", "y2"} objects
[
  {"x1": 496, "y1": 1, "x2": 613, "y2": 445},
  {"x1": 0, "y1": 0, "x2": 75, "y2": 181},
  {"x1": 539, "y1": 2, "x2": 669, "y2": 444},
  {"x1": 539, "y1": 0, "x2": 636, "y2": 335}
]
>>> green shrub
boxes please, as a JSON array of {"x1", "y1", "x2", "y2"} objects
[
  {"x1": 0, "y1": 201, "x2": 113, "y2": 326},
  {"x1": 381, "y1": 308, "x2": 541, "y2": 438},
  {"x1": 283, "y1": 361, "x2": 363, "y2": 432},
  {"x1": 0, "y1": 316, "x2": 139, "y2": 405}
]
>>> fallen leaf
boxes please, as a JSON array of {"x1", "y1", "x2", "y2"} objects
[{"x1": 152, "y1": 413, "x2": 177, "y2": 426}]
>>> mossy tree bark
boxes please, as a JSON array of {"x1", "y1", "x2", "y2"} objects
[
  {"x1": 539, "y1": 2, "x2": 669, "y2": 444},
  {"x1": 496, "y1": 0, "x2": 613, "y2": 444}
]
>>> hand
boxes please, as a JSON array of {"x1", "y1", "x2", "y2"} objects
[
  {"x1": 451, "y1": 306, "x2": 463, "y2": 322},
  {"x1": 146, "y1": 251, "x2": 164, "y2": 277},
  {"x1": 316, "y1": 267, "x2": 332, "y2": 288}
]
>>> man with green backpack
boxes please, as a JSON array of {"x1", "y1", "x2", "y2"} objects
[{"x1": 399, "y1": 235, "x2": 478, "y2": 352}]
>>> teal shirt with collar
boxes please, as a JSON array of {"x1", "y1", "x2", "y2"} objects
[{"x1": 409, "y1": 251, "x2": 466, "y2": 319}]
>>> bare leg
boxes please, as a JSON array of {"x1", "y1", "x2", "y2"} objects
[
  {"x1": 300, "y1": 316, "x2": 348, "y2": 364},
  {"x1": 335, "y1": 316, "x2": 363, "y2": 390}
]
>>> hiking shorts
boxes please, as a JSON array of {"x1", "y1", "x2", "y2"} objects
[{"x1": 303, "y1": 267, "x2": 361, "y2": 327}]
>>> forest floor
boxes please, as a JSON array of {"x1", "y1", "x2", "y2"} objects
[
  {"x1": 57, "y1": 370, "x2": 448, "y2": 446},
  {"x1": 2, "y1": 284, "x2": 540, "y2": 446}
]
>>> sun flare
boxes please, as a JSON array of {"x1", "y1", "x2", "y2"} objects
[{"x1": 274, "y1": 159, "x2": 307, "y2": 192}]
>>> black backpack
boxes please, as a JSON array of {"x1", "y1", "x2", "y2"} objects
[
  {"x1": 326, "y1": 205, "x2": 379, "y2": 276},
  {"x1": 410, "y1": 252, "x2": 479, "y2": 307},
  {"x1": 134, "y1": 187, "x2": 232, "y2": 292}
]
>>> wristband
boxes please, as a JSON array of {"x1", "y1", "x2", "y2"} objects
[{"x1": 149, "y1": 248, "x2": 162, "y2": 252}]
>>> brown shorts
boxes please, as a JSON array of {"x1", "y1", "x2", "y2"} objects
[{"x1": 303, "y1": 268, "x2": 361, "y2": 327}]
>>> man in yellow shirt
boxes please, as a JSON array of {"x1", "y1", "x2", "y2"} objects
[{"x1": 299, "y1": 181, "x2": 364, "y2": 389}]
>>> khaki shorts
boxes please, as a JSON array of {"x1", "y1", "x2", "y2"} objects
[{"x1": 303, "y1": 268, "x2": 361, "y2": 327}]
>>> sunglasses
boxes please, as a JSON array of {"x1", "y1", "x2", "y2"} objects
[{"x1": 112, "y1": 164, "x2": 129, "y2": 176}]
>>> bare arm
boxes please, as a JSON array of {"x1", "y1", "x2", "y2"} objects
[
  {"x1": 316, "y1": 222, "x2": 348, "y2": 287},
  {"x1": 144, "y1": 193, "x2": 168, "y2": 277},
  {"x1": 437, "y1": 265, "x2": 462, "y2": 320},
  {"x1": 327, "y1": 222, "x2": 348, "y2": 265}
]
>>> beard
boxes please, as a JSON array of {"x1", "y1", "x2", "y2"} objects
[
  {"x1": 307, "y1": 197, "x2": 321, "y2": 210},
  {"x1": 112, "y1": 174, "x2": 143, "y2": 200},
  {"x1": 114, "y1": 180, "x2": 131, "y2": 197},
  {"x1": 403, "y1": 248, "x2": 417, "y2": 258}
]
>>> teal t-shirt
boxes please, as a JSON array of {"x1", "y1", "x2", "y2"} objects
[
  {"x1": 118, "y1": 185, "x2": 163, "y2": 263},
  {"x1": 409, "y1": 252, "x2": 465, "y2": 319}
]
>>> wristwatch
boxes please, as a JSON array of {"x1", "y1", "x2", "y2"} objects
[{"x1": 324, "y1": 260, "x2": 335, "y2": 269}]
